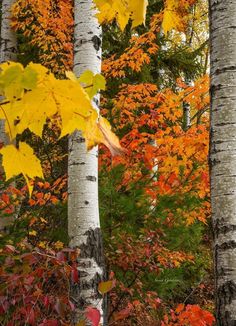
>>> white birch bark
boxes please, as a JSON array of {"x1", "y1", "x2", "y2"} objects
[
  {"x1": 181, "y1": 34, "x2": 192, "y2": 131},
  {"x1": 0, "y1": 0, "x2": 17, "y2": 148},
  {"x1": 68, "y1": 1, "x2": 105, "y2": 324},
  {"x1": 209, "y1": 0, "x2": 236, "y2": 324},
  {"x1": 0, "y1": 0, "x2": 17, "y2": 232},
  {"x1": 183, "y1": 78, "x2": 193, "y2": 131},
  {"x1": 0, "y1": 0, "x2": 17, "y2": 63}
]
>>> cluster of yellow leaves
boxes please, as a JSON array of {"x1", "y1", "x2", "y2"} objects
[
  {"x1": 162, "y1": 0, "x2": 197, "y2": 34},
  {"x1": 94, "y1": 0, "x2": 148, "y2": 30},
  {"x1": 0, "y1": 62, "x2": 122, "y2": 194},
  {"x1": 0, "y1": 62, "x2": 95, "y2": 140}
]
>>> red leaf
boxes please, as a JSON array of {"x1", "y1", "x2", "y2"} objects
[
  {"x1": 24, "y1": 276, "x2": 35, "y2": 285},
  {"x1": 113, "y1": 306, "x2": 132, "y2": 321},
  {"x1": 43, "y1": 296, "x2": 50, "y2": 308},
  {"x1": 71, "y1": 267, "x2": 79, "y2": 283},
  {"x1": 85, "y1": 307, "x2": 101, "y2": 326},
  {"x1": 2, "y1": 193, "x2": 10, "y2": 204},
  {"x1": 54, "y1": 299, "x2": 65, "y2": 318},
  {"x1": 5, "y1": 245, "x2": 15, "y2": 253},
  {"x1": 176, "y1": 303, "x2": 185, "y2": 313},
  {"x1": 21, "y1": 253, "x2": 38, "y2": 265},
  {"x1": 69, "y1": 300, "x2": 75, "y2": 311},
  {"x1": 4, "y1": 206, "x2": 14, "y2": 214},
  {"x1": 56, "y1": 251, "x2": 66, "y2": 262},
  {"x1": 28, "y1": 309, "x2": 35, "y2": 325}
]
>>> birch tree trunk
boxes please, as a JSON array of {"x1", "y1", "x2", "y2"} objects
[
  {"x1": 182, "y1": 79, "x2": 192, "y2": 131},
  {"x1": 0, "y1": 0, "x2": 17, "y2": 63},
  {"x1": 209, "y1": 0, "x2": 236, "y2": 324},
  {"x1": 182, "y1": 33, "x2": 192, "y2": 131},
  {"x1": 68, "y1": 1, "x2": 106, "y2": 324},
  {"x1": 0, "y1": 0, "x2": 17, "y2": 232}
]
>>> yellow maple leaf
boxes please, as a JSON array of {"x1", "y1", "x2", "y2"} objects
[
  {"x1": 162, "y1": 0, "x2": 187, "y2": 34},
  {"x1": 83, "y1": 110, "x2": 101, "y2": 149},
  {"x1": 77, "y1": 70, "x2": 106, "y2": 99},
  {"x1": 53, "y1": 79, "x2": 93, "y2": 132},
  {"x1": 0, "y1": 64, "x2": 94, "y2": 140},
  {"x1": 94, "y1": 0, "x2": 148, "y2": 31},
  {"x1": 0, "y1": 142, "x2": 43, "y2": 195},
  {"x1": 98, "y1": 117, "x2": 124, "y2": 156},
  {"x1": 129, "y1": 0, "x2": 148, "y2": 28},
  {"x1": 0, "y1": 62, "x2": 39, "y2": 100},
  {"x1": 0, "y1": 84, "x2": 58, "y2": 139},
  {"x1": 57, "y1": 79, "x2": 95, "y2": 137},
  {"x1": 82, "y1": 114, "x2": 123, "y2": 156},
  {"x1": 0, "y1": 62, "x2": 121, "y2": 177}
]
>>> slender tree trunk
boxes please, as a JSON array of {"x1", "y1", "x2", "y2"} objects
[
  {"x1": 0, "y1": 0, "x2": 17, "y2": 232},
  {"x1": 182, "y1": 78, "x2": 193, "y2": 131},
  {"x1": 68, "y1": 1, "x2": 106, "y2": 324},
  {"x1": 209, "y1": 0, "x2": 236, "y2": 324},
  {"x1": 182, "y1": 32, "x2": 192, "y2": 131},
  {"x1": 182, "y1": 88, "x2": 191, "y2": 131}
]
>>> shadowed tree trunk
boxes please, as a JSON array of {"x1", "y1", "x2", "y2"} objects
[
  {"x1": 209, "y1": 0, "x2": 236, "y2": 324},
  {"x1": 68, "y1": 0, "x2": 106, "y2": 324},
  {"x1": 0, "y1": 0, "x2": 17, "y2": 233}
]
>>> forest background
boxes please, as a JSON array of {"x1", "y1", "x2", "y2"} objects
[{"x1": 0, "y1": 0, "x2": 216, "y2": 325}]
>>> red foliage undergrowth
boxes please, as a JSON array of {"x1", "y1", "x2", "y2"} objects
[{"x1": 0, "y1": 243, "x2": 78, "y2": 326}]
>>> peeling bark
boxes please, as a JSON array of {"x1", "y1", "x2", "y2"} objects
[
  {"x1": 210, "y1": 0, "x2": 236, "y2": 324},
  {"x1": 68, "y1": 1, "x2": 106, "y2": 324}
]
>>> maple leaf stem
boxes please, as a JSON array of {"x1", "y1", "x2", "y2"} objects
[
  {"x1": 73, "y1": 111, "x2": 88, "y2": 118},
  {"x1": 83, "y1": 84, "x2": 94, "y2": 89}
]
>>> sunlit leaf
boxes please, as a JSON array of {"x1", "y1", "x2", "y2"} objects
[
  {"x1": 0, "y1": 142, "x2": 43, "y2": 195},
  {"x1": 94, "y1": 0, "x2": 148, "y2": 31},
  {"x1": 98, "y1": 117, "x2": 124, "y2": 156}
]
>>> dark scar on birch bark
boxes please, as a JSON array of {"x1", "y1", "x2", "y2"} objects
[
  {"x1": 92, "y1": 35, "x2": 101, "y2": 51},
  {"x1": 86, "y1": 175, "x2": 97, "y2": 182},
  {"x1": 217, "y1": 281, "x2": 236, "y2": 325},
  {"x1": 213, "y1": 220, "x2": 236, "y2": 237},
  {"x1": 80, "y1": 228, "x2": 105, "y2": 267},
  {"x1": 70, "y1": 228, "x2": 106, "y2": 323},
  {"x1": 70, "y1": 273, "x2": 104, "y2": 324},
  {"x1": 217, "y1": 241, "x2": 236, "y2": 250}
]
